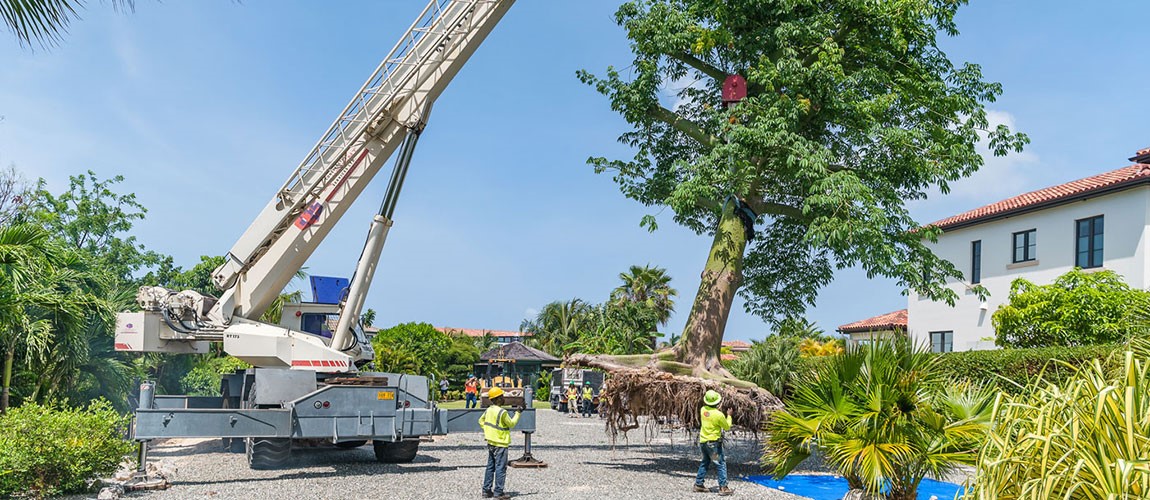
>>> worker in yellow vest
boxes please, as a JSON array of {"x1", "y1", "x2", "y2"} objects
[
  {"x1": 694, "y1": 389, "x2": 733, "y2": 496},
  {"x1": 479, "y1": 386, "x2": 520, "y2": 499},
  {"x1": 580, "y1": 382, "x2": 594, "y2": 418},
  {"x1": 565, "y1": 382, "x2": 579, "y2": 418}
]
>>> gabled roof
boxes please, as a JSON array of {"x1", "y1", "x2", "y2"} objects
[
  {"x1": 722, "y1": 340, "x2": 751, "y2": 351},
  {"x1": 838, "y1": 309, "x2": 908, "y2": 334},
  {"x1": 479, "y1": 341, "x2": 560, "y2": 363},
  {"x1": 931, "y1": 161, "x2": 1150, "y2": 230}
]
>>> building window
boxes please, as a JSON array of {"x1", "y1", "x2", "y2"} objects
[
  {"x1": 971, "y1": 240, "x2": 982, "y2": 284},
  {"x1": 1012, "y1": 229, "x2": 1037, "y2": 263},
  {"x1": 1075, "y1": 215, "x2": 1104, "y2": 269},
  {"x1": 930, "y1": 331, "x2": 953, "y2": 353}
]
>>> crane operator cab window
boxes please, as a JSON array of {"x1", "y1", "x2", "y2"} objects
[{"x1": 301, "y1": 312, "x2": 336, "y2": 339}]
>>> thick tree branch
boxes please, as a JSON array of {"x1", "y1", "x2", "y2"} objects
[
  {"x1": 667, "y1": 51, "x2": 727, "y2": 82},
  {"x1": 647, "y1": 105, "x2": 721, "y2": 149},
  {"x1": 745, "y1": 199, "x2": 805, "y2": 220}
]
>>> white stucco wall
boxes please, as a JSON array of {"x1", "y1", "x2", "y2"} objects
[{"x1": 908, "y1": 186, "x2": 1150, "y2": 351}]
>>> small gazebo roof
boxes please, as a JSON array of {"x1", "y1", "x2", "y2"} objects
[{"x1": 480, "y1": 341, "x2": 560, "y2": 363}]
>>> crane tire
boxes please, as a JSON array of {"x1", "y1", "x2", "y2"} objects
[
  {"x1": 246, "y1": 437, "x2": 292, "y2": 469},
  {"x1": 373, "y1": 440, "x2": 419, "y2": 463}
]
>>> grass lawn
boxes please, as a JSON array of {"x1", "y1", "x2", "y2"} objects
[{"x1": 436, "y1": 400, "x2": 552, "y2": 410}]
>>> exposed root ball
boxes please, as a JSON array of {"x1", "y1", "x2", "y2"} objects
[{"x1": 593, "y1": 366, "x2": 782, "y2": 441}]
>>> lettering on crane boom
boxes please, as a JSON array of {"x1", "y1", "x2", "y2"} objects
[{"x1": 294, "y1": 202, "x2": 324, "y2": 230}]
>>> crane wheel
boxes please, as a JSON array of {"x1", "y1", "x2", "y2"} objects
[
  {"x1": 246, "y1": 438, "x2": 292, "y2": 469},
  {"x1": 334, "y1": 440, "x2": 368, "y2": 449},
  {"x1": 373, "y1": 440, "x2": 419, "y2": 463}
]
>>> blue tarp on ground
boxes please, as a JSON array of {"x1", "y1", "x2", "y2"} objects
[{"x1": 745, "y1": 474, "x2": 964, "y2": 500}]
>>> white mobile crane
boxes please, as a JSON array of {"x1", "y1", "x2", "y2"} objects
[{"x1": 116, "y1": 0, "x2": 534, "y2": 471}]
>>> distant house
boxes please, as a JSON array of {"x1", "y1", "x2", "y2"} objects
[
  {"x1": 720, "y1": 339, "x2": 752, "y2": 361},
  {"x1": 837, "y1": 309, "x2": 908, "y2": 347},
  {"x1": 437, "y1": 327, "x2": 533, "y2": 346},
  {"x1": 845, "y1": 147, "x2": 1150, "y2": 353}
]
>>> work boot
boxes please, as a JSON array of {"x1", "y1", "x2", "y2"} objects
[
  {"x1": 718, "y1": 486, "x2": 734, "y2": 496},
  {"x1": 482, "y1": 491, "x2": 493, "y2": 498},
  {"x1": 693, "y1": 484, "x2": 707, "y2": 493}
]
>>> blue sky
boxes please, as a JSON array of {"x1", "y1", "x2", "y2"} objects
[{"x1": 1, "y1": 1, "x2": 1147, "y2": 342}]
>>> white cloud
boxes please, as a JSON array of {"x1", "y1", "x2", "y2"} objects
[{"x1": 910, "y1": 109, "x2": 1040, "y2": 223}]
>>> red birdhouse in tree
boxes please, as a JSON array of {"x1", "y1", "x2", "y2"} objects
[{"x1": 722, "y1": 74, "x2": 747, "y2": 107}]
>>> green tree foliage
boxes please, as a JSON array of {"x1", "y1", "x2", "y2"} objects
[
  {"x1": 0, "y1": 400, "x2": 133, "y2": 497},
  {"x1": 441, "y1": 335, "x2": 480, "y2": 389},
  {"x1": 992, "y1": 269, "x2": 1150, "y2": 348},
  {"x1": 766, "y1": 339, "x2": 993, "y2": 500},
  {"x1": 581, "y1": 0, "x2": 1027, "y2": 373},
  {"x1": 963, "y1": 339, "x2": 1150, "y2": 498},
  {"x1": 534, "y1": 370, "x2": 551, "y2": 402},
  {"x1": 181, "y1": 355, "x2": 250, "y2": 396},
  {"x1": 361, "y1": 308, "x2": 377, "y2": 328},
  {"x1": 28, "y1": 171, "x2": 169, "y2": 286},
  {"x1": 370, "y1": 322, "x2": 452, "y2": 377}
]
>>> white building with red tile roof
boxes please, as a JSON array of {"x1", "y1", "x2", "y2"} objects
[
  {"x1": 837, "y1": 309, "x2": 908, "y2": 347},
  {"x1": 907, "y1": 147, "x2": 1150, "y2": 352}
]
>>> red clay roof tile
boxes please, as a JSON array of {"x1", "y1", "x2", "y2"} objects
[
  {"x1": 838, "y1": 309, "x2": 908, "y2": 334},
  {"x1": 931, "y1": 163, "x2": 1150, "y2": 230}
]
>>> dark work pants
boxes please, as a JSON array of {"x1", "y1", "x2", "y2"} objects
[{"x1": 483, "y1": 444, "x2": 509, "y2": 495}]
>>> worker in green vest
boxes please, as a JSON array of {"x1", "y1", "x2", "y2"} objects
[
  {"x1": 580, "y1": 381, "x2": 594, "y2": 418},
  {"x1": 694, "y1": 389, "x2": 733, "y2": 496},
  {"x1": 479, "y1": 386, "x2": 520, "y2": 499}
]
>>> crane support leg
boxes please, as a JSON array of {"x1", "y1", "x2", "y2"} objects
[{"x1": 331, "y1": 127, "x2": 424, "y2": 351}]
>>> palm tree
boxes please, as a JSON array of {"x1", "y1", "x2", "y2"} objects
[
  {"x1": 611, "y1": 265, "x2": 678, "y2": 327},
  {"x1": 765, "y1": 338, "x2": 993, "y2": 500},
  {"x1": 526, "y1": 299, "x2": 593, "y2": 355},
  {"x1": 1, "y1": 0, "x2": 134, "y2": 48}
]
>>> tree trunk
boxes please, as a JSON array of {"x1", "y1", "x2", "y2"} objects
[
  {"x1": 1, "y1": 347, "x2": 13, "y2": 413},
  {"x1": 671, "y1": 200, "x2": 748, "y2": 376}
]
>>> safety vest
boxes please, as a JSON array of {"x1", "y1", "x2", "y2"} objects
[
  {"x1": 699, "y1": 405, "x2": 732, "y2": 443},
  {"x1": 465, "y1": 381, "x2": 478, "y2": 394},
  {"x1": 479, "y1": 405, "x2": 519, "y2": 447},
  {"x1": 582, "y1": 387, "x2": 593, "y2": 400},
  {"x1": 566, "y1": 388, "x2": 578, "y2": 400}
]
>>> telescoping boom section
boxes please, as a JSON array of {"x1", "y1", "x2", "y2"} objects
[{"x1": 114, "y1": 0, "x2": 515, "y2": 372}]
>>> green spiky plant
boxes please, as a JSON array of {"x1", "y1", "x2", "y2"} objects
[
  {"x1": 765, "y1": 338, "x2": 993, "y2": 500},
  {"x1": 962, "y1": 338, "x2": 1150, "y2": 498}
]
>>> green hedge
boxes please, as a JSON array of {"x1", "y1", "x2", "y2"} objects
[
  {"x1": 937, "y1": 344, "x2": 1119, "y2": 394},
  {"x1": 0, "y1": 401, "x2": 133, "y2": 497}
]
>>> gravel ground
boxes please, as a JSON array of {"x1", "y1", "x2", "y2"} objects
[{"x1": 116, "y1": 409, "x2": 827, "y2": 500}]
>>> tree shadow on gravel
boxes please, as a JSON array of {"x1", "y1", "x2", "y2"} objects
[{"x1": 169, "y1": 451, "x2": 487, "y2": 487}]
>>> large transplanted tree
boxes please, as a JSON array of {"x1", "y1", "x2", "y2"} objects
[{"x1": 572, "y1": 0, "x2": 1027, "y2": 411}]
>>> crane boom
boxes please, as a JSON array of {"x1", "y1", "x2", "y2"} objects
[
  {"x1": 210, "y1": 0, "x2": 513, "y2": 323},
  {"x1": 117, "y1": 0, "x2": 515, "y2": 371}
]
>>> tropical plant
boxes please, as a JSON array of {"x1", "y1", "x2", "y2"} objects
[
  {"x1": 361, "y1": 308, "x2": 376, "y2": 328},
  {"x1": 535, "y1": 370, "x2": 551, "y2": 401},
  {"x1": 181, "y1": 355, "x2": 250, "y2": 397},
  {"x1": 728, "y1": 336, "x2": 801, "y2": 398},
  {"x1": 611, "y1": 264, "x2": 678, "y2": 327},
  {"x1": 963, "y1": 338, "x2": 1150, "y2": 498},
  {"x1": 797, "y1": 338, "x2": 843, "y2": 357},
  {"x1": 1, "y1": 0, "x2": 134, "y2": 48},
  {"x1": 766, "y1": 339, "x2": 994, "y2": 500},
  {"x1": 993, "y1": 268, "x2": 1150, "y2": 348},
  {"x1": 773, "y1": 317, "x2": 825, "y2": 340},
  {"x1": 524, "y1": 299, "x2": 594, "y2": 355}
]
